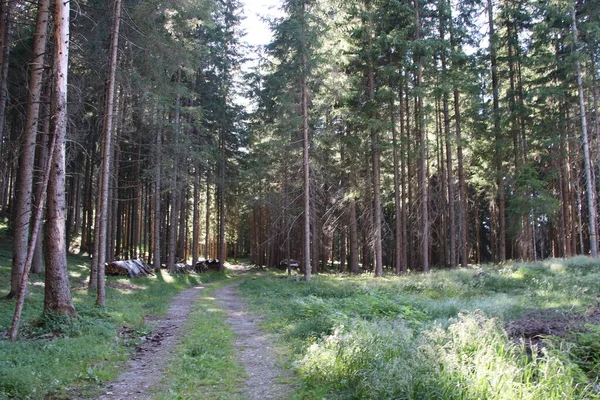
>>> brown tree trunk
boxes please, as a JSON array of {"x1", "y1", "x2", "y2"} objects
[
  {"x1": 440, "y1": 0, "x2": 456, "y2": 267},
  {"x1": 153, "y1": 124, "x2": 162, "y2": 271},
  {"x1": 192, "y1": 170, "x2": 200, "y2": 265},
  {"x1": 488, "y1": 0, "x2": 506, "y2": 262},
  {"x1": 94, "y1": 0, "x2": 122, "y2": 305},
  {"x1": 572, "y1": 6, "x2": 598, "y2": 257},
  {"x1": 8, "y1": 0, "x2": 50, "y2": 298},
  {"x1": 349, "y1": 198, "x2": 359, "y2": 274},
  {"x1": 302, "y1": 28, "x2": 311, "y2": 280},
  {"x1": 43, "y1": 0, "x2": 76, "y2": 317},
  {"x1": 416, "y1": 0, "x2": 429, "y2": 272},
  {"x1": 0, "y1": 0, "x2": 14, "y2": 211}
]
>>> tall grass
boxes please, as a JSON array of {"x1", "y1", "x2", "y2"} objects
[{"x1": 239, "y1": 259, "x2": 600, "y2": 400}]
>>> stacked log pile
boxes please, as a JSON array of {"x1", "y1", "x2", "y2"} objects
[
  {"x1": 194, "y1": 259, "x2": 220, "y2": 273},
  {"x1": 170, "y1": 263, "x2": 194, "y2": 274},
  {"x1": 106, "y1": 260, "x2": 154, "y2": 278}
]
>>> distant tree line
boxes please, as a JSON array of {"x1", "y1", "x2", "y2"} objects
[{"x1": 248, "y1": 0, "x2": 600, "y2": 274}]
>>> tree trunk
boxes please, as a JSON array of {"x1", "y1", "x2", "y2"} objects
[
  {"x1": 488, "y1": 0, "x2": 506, "y2": 262},
  {"x1": 572, "y1": 5, "x2": 598, "y2": 257},
  {"x1": 192, "y1": 170, "x2": 200, "y2": 265},
  {"x1": 440, "y1": 0, "x2": 456, "y2": 267},
  {"x1": 7, "y1": 0, "x2": 50, "y2": 299},
  {"x1": 205, "y1": 174, "x2": 211, "y2": 258},
  {"x1": 218, "y1": 130, "x2": 226, "y2": 270},
  {"x1": 392, "y1": 95, "x2": 403, "y2": 274},
  {"x1": 301, "y1": 19, "x2": 311, "y2": 281},
  {"x1": 349, "y1": 197, "x2": 359, "y2": 274},
  {"x1": 0, "y1": 0, "x2": 14, "y2": 210},
  {"x1": 153, "y1": 125, "x2": 162, "y2": 271},
  {"x1": 94, "y1": 0, "x2": 122, "y2": 306},
  {"x1": 44, "y1": 0, "x2": 76, "y2": 317},
  {"x1": 415, "y1": 0, "x2": 429, "y2": 272}
]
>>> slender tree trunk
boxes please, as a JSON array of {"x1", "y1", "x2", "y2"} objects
[
  {"x1": 439, "y1": 0, "x2": 456, "y2": 267},
  {"x1": 153, "y1": 126, "x2": 162, "y2": 271},
  {"x1": 0, "y1": 0, "x2": 14, "y2": 208},
  {"x1": 218, "y1": 130, "x2": 226, "y2": 270},
  {"x1": 32, "y1": 96, "x2": 50, "y2": 274},
  {"x1": 192, "y1": 169, "x2": 200, "y2": 265},
  {"x1": 454, "y1": 88, "x2": 468, "y2": 266},
  {"x1": 7, "y1": 0, "x2": 50, "y2": 299},
  {"x1": 205, "y1": 175, "x2": 211, "y2": 258},
  {"x1": 572, "y1": 6, "x2": 598, "y2": 257},
  {"x1": 94, "y1": 0, "x2": 122, "y2": 306},
  {"x1": 43, "y1": 0, "x2": 76, "y2": 317},
  {"x1": 392, "y1": 95, "x2": 403, "y2": 274},
  {"x1": 488, "y1": 0, "x2": 506, "y2": 262},
  {"x1": 349, "y1": 197, "x2": 359, "y2": 273},
  {"x1": 416, "y1": 0, "x2": 429, "y2": 272},
  {"x1": 302, "y1": 26, "x2": 311, "y2": 281}
]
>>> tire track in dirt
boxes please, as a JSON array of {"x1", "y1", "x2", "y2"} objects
[
  {"x1": 213, "y1": 282, "x2": 294, "y2": 400},
  {"x1": 97, "y1": 285, "x2": 207, "y2": 400}
]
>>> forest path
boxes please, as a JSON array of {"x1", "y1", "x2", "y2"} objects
[
  {"x1": 97, "y1": 269, "x2": 293, "y2": 400},
  {"x1": 213, "y1": 281, "x2": 295, "y2": 400},
  {"x1": 97, "y1": 283, "x2": 209, "y2": 400}
]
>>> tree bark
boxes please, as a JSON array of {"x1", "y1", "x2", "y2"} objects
[
  {"x1": 572, "y1": 5, "x2": 598, "y2": 257},
  {"x1": 153, "y1": 124, "x2": 162, "y2": 271},
  {"x1": 44, "y1": 0, "x2": 76, "y2": 317},
  {"x1": 488, "y1": 0, "x2": 506, "y2": 262},
  {"x1": 349, "y1": 197, "x2": 359, "y2": 273},
  {"x1": 8, "y1": 0, "x2": 50, "y2": 299},
  {"x1": 94, "y1": 0, "x2": 122, "y2": 305},
  {"x1": 415, "y1": 0, "x2": 429, "y2": 272},
  {"x1": 0, "y1": 0, "x2": 14, "y2": 210},
  {"x1": 192, "y1": 169, "x2": 200, "y2": 265},
  {"x1": 301, "y1": 2, "x2": 311, "y2": 281}
]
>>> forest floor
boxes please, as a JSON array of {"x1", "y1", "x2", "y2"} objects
[{"x1": 97, "y1": 266, "x2": 294, "y2": 400}]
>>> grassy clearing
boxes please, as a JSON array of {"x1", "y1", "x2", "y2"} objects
[
  {"x1": 239, "y1": 258, "x2": 600, "y2": 400},
  {"x1": 156, "y1": 279, "x2": 246, "y2": 399},
  {"x1": 0, "y1": 245, "x2": 230, "y2": 399}
]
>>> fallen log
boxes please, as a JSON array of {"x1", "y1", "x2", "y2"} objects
[{"x1": 106, "y1": 260, "x2": 154, "y2": 278}]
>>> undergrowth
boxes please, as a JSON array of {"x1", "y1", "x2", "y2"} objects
[{"x1": 239, "y1": 258, "x2": 600, "y2": 400}]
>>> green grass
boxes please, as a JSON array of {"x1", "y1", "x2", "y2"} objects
[
  {"x1": 0, "y1": 245, "x2": 231, "y2": 399},
  {"x1": 156, "y1": 279, "x2": 246, "y2": 399},
  {"x1": 238, "y1": 260, "x2": 600, "y2": 400}
]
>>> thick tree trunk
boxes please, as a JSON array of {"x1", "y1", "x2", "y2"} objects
[
  {"x1": 8, "y1": 0, "x2": 50, "y2": 299},
  {"x1": 44, "y1": 0, "x2": 76, "y2": 317}
]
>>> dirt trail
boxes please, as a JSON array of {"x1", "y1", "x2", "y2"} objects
[
  {"x1": 98, "y1": 285, "x2": 208, "y2": 400},
  {"x1": 97, "y1": 275, "x2": 293, "y2": 400},
  {"x1": 213, "y1": 282, "x2": 294, "y2": 400}
]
